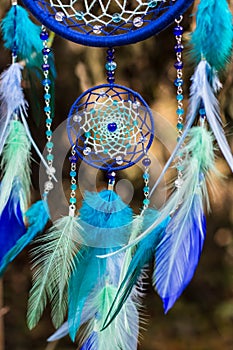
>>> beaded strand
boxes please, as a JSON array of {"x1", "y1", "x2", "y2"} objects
[
  {"x1": 40, "y1": 26, "x2": 56, "y2": 199},
  {"x1": 173, "y1": 17, "x2": 185, "y2": 188}
]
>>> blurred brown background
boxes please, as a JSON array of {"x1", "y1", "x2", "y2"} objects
[{"x1": 0, "y1": 1, "x2": 233, "y2": 349}]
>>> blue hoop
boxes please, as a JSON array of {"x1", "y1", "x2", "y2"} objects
[
  {"x1": 22, "y1": 0, "x2": 194, "y2": 47},
  {"x1": 67, "y1": 84, "x2": 154, "y2": 171}
]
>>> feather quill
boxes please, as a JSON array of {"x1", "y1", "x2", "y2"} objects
[
  {"x1": 190, "y1": 0, "x2": 233, "y2": 71},
  {"x1": 0, "y1": 200, "x2": 50, "y2": 276},
  {"x1": 0, "y1": 120, "x2": 31, "y2": 214},
  {"x1": 27, "y1": 216, "x2": 84, "y2": 329},
  {"x1": 187, "y1": 60, "x2": 233, "y2": 172},
  {"x1": 154, "y1": 126, "x2": 217, "y2": 313}
]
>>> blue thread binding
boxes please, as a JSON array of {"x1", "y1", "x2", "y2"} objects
[{"x1": 22, "y1": 0, "x2": 194, "y2": 47}]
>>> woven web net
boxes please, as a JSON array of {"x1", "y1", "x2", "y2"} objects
[
  {"x1": 67, "y1": 85, "x2": 154, "y2": 171},
  {"x1": 35, "y1": 0, "x2": 176, "y2": 37}
]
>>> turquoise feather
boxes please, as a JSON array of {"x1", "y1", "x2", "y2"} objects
[
  {"x1": 68, "y1": 190, "x2": 133, "y2": 341},
  {"x1": 0, "y1": 200, "x2": 49, "y2": 276},
  {"x1": 1, "y1": 5, "x2": 42, "y2": 59},
  {"x1": 190, "y1": 0, "x2": 233, "y2": 70}
]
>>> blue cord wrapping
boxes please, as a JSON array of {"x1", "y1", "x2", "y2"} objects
[{"x1": 22, "y1": 0, "x2": 194, "y2": 47}]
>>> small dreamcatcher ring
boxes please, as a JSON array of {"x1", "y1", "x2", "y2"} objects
[
  {"x1": 67, "y1": 84, "x2": 154, "y2": 171},
  {"x1": 22, "y1": 0, "x2": 194, "y2": 47}
]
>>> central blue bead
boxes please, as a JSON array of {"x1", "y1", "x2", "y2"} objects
[{"x1": 107, "y1": 122, "x2": 117, "y2": 132}]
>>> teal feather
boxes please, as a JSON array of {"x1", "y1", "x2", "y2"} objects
[
  {"x1": 27, "y1": 215, "x2": 84, "y2": 330},
  {"x1": 0, "y1": 200, "x2": 49, "y2": 276},
  {"x1": 102, "y1": 209, "x2": 170, "y2": 330},
  {"x1": 1, "y1": 5, "x2": 42, "y2": 59},
  {"x1": 190, "y1": 0, "x2": 233, "y2": 70},
  {"x1": 0, "y1": 120, "x2": 31, "y2": 215}
]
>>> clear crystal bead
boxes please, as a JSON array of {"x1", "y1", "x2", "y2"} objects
[
  {"x1": 73, "y1": 114, "x2": 82, "y2": 122},
  {"x1": 83, "y1": 147, "x2": 92, "y2": 155},
  {"x1": 55, "y1": 12, "x2": 65, "y2": 22},
  {"x1": 116, "y1": 156, "x2": 123, "y2": 165},
  {"x1": 93, "y1": 25, "x2": 102, "y2": 34},
  {"x1": 44, "y1": 181, "x2": 54, "y2": 191},
  {"x1": 133, "y1": 17, "x2": 143, "y2": 28}
]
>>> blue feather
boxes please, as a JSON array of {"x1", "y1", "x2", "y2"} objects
[
  {"x1": 0, "y1": 183, "x2": 26, "y2": 276},
  {"x1": 0, "y1": 200, "x2": 49, "y2": 276},
  {"x1": 155, "y1": 195, "x2": 206, "y2": 313},
  {"x1": 102, "y1": 209, "x2": 170, "y2": 329},
  {"x1": 80, "y1": 332, "x2": 98, "y2": 350},
  {"x1": 68, "y1": 190, "x2": 133, "y2": 341},
  {"x1": 1, "y1": 5, "x2": 42, "y2": 58},
  {"x1": 190, "y1": 0, "x2": 233, "y2": 71}
]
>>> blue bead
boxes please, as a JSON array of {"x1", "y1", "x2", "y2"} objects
[
  {"x1": 176, "y1": 108, "x2": 184, "y2": 115},
  {"x1": 42, "y1": 63, "x2": 50, "y2": 71},
  {"x1": 71, "y1": 184, "x2": 77, "y2": 190},
  {"x1": 46, "y1": 130, "x2": 52, "y2": 136},
  {"x1": 46, "y1": 118, "x2": 52, "y2": 124},
  {"x1": 69, "y1": 155, "x2": 78, "y2": 163},
  {"x1": 142, "y1": 158, "x2": 151, "y2": 167},
  {"x1": 174, "y1": 61, "x2": 183, "y2": 69},
  {"x1": 143, "y1": 198, "x2": 150, "y2": 205},
  {"x1": 69, "y1": 197, "x2": 77, "y2": 204},
  {"x1": 44, "y1": 93, "x2": 51, "y2": 100},
  {"x1": 174, "y1": 78, "x2": 183, "y2": 87},
  {"x1": 42, "y1": 78, "x2": 51, "y2": 86},
  {"x1": 85, "y1": 131, "x2": 91, "y2": 137},
  {"x1": 199, "y1": 108, "x2": 206, "y2": 116},
  {"x1": 173, "y1": 26, "x2": 183, "y2": 36},
  {"x1": 47, "y1": 154, "x2": 54, "y2": 161},
  {"x1": 174, "y1": 44, "x2": 184, "y2": 53},
  {"x1": 107, "y1": 122, "x2": 117, "y2": 132},
  {"x1": 143, "y1": 186, "x2": 150, "y2": 192},
  {"x1": 176, "y1": 94, "x2": 184, "y2": 101},
  {"x1": 42, "y1": 47, "x2": 51, "y2": 55},
  {"x1": 44, "y1": 106, "x2": 51, "y2": 112},
  {"x1": 40, "y1": 31, "x2": 49, "y2": 40},
  {"x1": 70, "y1": 171, "x2": 77, "y2": 177}
]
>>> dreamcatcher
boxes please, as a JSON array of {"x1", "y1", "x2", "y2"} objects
[{"x1": 0, "y1": 0, "x2": 232, "y2": 349}]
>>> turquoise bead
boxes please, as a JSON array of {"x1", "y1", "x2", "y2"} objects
[
  {"x1": 71, "y1": 184, "x2": 77, "y2": 190},
  {"x1": 44, "y1": 93, "x2": 51, "y2": 100},
  {"x1": 176, "y1": 165, "x2": 184, "y2": 171},
  {"x1": 143, "y1": 198, "x2": 150, "y2": 205},
  {"x1": 177, "y1": 123, "x2": 184, "y2": 130},
  {"x1": 143, "y1": 173, "x2": 150, "y2": 180},
  {"x1": 143, "y1": 186, "x2": 150, "y2": 192},
  {"x1": 69, "y1": 197, "x2": 77, "y2": 204},
  {"x1": 176, "y1": 108, "x2": 184, "y2": 115},
  {"x1": 85, "y1": 131, "x2": 91, "y2": 137},
  {"x1": 199, "y1": 108, "x2": 206, "y2": 116},
  {"x1": 105, "y1": 61, "x2": 117, "y2": 71},
  {"x1": 176, "y1": 94, "x2": 183, "y2": 101},
  {"x1": 70, "y1": 171, "x2": 77, "y2": 177},
  {"x1": 46, "y1": 118, "x2": 52, "y2": 124},
  {"x1": 47, "y1": 154, "x2": 54, "y2": 161},
  {"x1": 46, "y1": 130, "x2": 53, "y2": 136},
  {"x1": 46, "y1": 141, "x2": 54, "y2": 148},
  {"x1": 44, "y1": 106, "x2": 51, "y2": 112}
]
